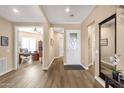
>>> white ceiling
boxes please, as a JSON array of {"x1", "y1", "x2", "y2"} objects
[
  {"x1": 53, "y1": 27, "x2": 64, "y2": 33},
  {"x1": 0, "y1": 5, "x2": 95, "y2": 24},
  {"x1": 0, "y1": 5, "x2": 43, "y2": 22},
  {"x1": 42, "y1": 5, "x2": 95, "y2": 24}
]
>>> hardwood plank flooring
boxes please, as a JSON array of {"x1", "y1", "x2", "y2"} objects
[{"x1": 0, "y1": 58, "x2": 103, "y2": 88}]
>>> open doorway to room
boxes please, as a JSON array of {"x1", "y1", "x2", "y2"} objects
[
  {"x1": 53, "y1": 27, "x2": 64, "y2": 59},
  {"x1": 15, "y1": 26, "x2": 43, "y2": 68}
]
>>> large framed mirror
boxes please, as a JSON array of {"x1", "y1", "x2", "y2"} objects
[{"x1": 99, "y1": 14, "x2": 116, "y2": 80}]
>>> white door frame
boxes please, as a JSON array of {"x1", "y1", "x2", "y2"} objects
[
  {"x1": 65, "y1": 30, "x2": 81, "y2": 65},
  {"x1": 14, "y1": 26, "x2": 19, "y2": 70},
  {"x1": 14, "y1": 26, "x2": 44, "y2": 70}
]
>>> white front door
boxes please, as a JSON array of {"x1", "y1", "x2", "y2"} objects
[{"x1": 66, "y1": 30, "x2": 81, "y2": 65}]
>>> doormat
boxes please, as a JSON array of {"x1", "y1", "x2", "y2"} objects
[{"x1": 64, "y1": 65, "x2": 84, "y2": 70}]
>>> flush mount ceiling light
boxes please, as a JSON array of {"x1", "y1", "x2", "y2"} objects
[
  {"x1": 13, "y1": 9, "x2": 19, "y2": 13},
  {"x1": 70, "y1": 14, "x2": 74, "y2": 17},
  {"x1": 65, "y1": 7, "x2": 70, "y2": 13}
]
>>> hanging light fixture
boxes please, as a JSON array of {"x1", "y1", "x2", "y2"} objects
[
  {"x1": 34, "y1": 27, "x2": 37, "y2": 32},
  {"x1": 34, "y1": 27, "x2": 40, "y2": 33}
]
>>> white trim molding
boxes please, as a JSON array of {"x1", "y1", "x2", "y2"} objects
[
  {"x1": 42, "y1": 56, "x2": 61, "y2": 71},
  {"x1": 101, "y1": 60, "x2": 113, "y2": 66},
  {"x1": 88, "y1": 63, "x2": 93, "y2": 67},
  {"x1": 95, "y1": 76, "x2": 105, "y2": 87},
  {"x1": 42, "y1": 58, "x2": 54, "y2": 71},
  {"x1": 0, "y1": 68, "x2": 14, "y2": 76},
  {"x1": 80, "y1": 64, "x2": 89, "y2": 70},
  {"x1": 64, "y1": 63, "x2": 81, "y2": 65}
]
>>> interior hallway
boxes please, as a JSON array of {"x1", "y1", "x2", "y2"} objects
[{"x1": 0, "y1": 58, "x2": 102, "y2": 88}]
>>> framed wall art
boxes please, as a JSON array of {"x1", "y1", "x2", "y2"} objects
[
  {"x1": 0, "y1": 36, "x2": 8, "y2": 46},
  {"x1": 100, "y1": 38, "x2": 108, "y2": 46}
]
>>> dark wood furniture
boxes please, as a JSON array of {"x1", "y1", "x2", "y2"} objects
[
  {"x1": 31, "y1": 52, "x2": 39, "y2": 61},
  {"x1": 38, "y1": 40, "x2": 43, "y2": 57},
  {"x1": 105, "y1": 74, "x2": 124, "y2": 88}
]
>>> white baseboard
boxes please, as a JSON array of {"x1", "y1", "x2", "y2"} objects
[
  {"x1": 95, "y1": 76, "x2": 105, "y2": 87},
  {"x1": 0, "y1": 68, "x2": 14, "y2": 76},
  {"x1": 55, "y1": 56, "x2": 63, "y2": 59},
  {"x1": 88, "y1": 63, "x2": 93, "y2": 67},
  {"x1": 42, "y1": 67, "x2": 49, "y2": 71},
  {"x1": 42, "y1": 59, "x2": 54, "y2": 71},
  {"x1": 42, "y1": 56, "x2": 61, "y2": 71},
  {"x1": 80, "y1": 64, "x2": 89, "y2": 70},
  {"x1": 64, "y1": 63, "x2": 81, "y2": 65}
]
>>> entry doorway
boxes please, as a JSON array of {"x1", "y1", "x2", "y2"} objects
[{"x1": 65, "y1": 30, "x2": 81, "y2": 65}]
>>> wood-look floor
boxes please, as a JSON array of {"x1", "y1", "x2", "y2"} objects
[{"x1": 0, "y1": 58, "x2": 103, "y2": 88}]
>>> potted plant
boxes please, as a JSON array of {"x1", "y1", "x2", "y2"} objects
[
  {"x1": 110, "y1": 54, "x2": 121, "y2": 81},
  {"x1": 112, "y1": 68, "x2": 121, "y2": 81}
]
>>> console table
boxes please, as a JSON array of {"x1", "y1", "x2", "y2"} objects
[
  {"x1": 31, "y1": 52, "x2": 39, "y2": 61},
  {"x1": 105, "y1": 74, "x2": 124, "y2": 88}
]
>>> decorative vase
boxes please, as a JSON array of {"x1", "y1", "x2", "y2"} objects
[{"x1": 112, "y1": 71, "x2": 119, "y2": 81}]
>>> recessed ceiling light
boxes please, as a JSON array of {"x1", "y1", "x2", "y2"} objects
[
  {"x1": 65, "y1": 7, "x2": 70, "y2": 13},
  {"x1": 13, "y1": 9, "x2": 19, "y2": 13}
]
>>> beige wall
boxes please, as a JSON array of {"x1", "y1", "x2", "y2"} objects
[
  {"x1": 49, "y1": 28, "x2": 55, "y2": 64},
  {"x1": 54, "y1": 32, "x2": 64, "y2": 57},
  {"x1": 81, "y1": 5, "x2": 116, "y2": 76},
  {"x1": 0, "y1": 16, "x2": 14, "y2": 71},
  {"x1": 38, "y1": 5, "x2": 50, "y2": 68},
  {"x1": 88, "y1": 23, "x2": 95, "y2": 66},
  {"x1": 42, "y1": 22, "x2": 50, "y2": 68},
  {"x1": 18, "y1": 31, "x2": 43, "y2": 51},
  {"x1": 48, "y1": 28, "x2": 64, "y2": 65},
  {"x1": 54, "y1": 32, "x2": 60, "y2": 57},
  {"x1": 117, "y1": 7, "x2": 124, "y2": 72}
]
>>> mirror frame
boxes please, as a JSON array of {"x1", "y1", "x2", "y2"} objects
[{"x1": 99, "y1": 14, "x2": 117, "y2": 80}]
